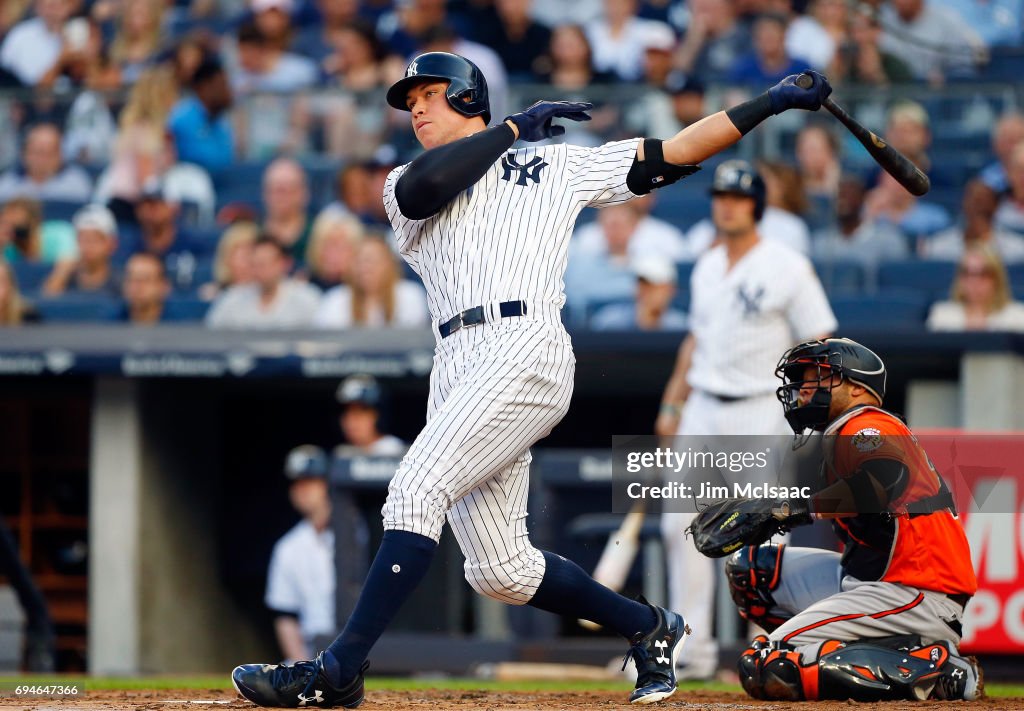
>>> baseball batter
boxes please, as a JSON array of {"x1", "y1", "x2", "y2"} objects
[
  {"x1": 233, "y1": 52, "x2": 833, "y2": 708},
  {"x1": 725, "y1": 338, "x2": 980, "y2": 702},
  {"x1": 655, "y1": 161, "x2": 836, "y2": 679}
]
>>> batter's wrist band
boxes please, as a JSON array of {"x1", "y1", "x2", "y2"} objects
[{"x1": 725, "y1": 93, "x2": 774, "y2": 135}]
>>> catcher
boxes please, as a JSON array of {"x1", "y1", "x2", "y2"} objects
[{"x1": 689, "y1": 337, "x2": 980, "y2": 702}]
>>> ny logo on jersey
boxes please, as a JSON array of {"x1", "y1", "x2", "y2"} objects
[
  {"x1": 298, "y1": 689, "x2": 324, "y2": 706},
  {"x1": 737, "y1": 284, "x2": 765, "y2": 316},
  {"x1": 654, "y1": 639, "x2": 670, "y2": 664},
  {"x1": 501, "y1": 154, "x2": 548, "y2": 186}
]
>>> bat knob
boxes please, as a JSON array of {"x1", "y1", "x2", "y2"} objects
[{"x1": 795, "y1": 73, "x2": 814, "y2": 89}]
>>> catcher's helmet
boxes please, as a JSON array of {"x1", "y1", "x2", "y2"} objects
[
  {"x1": 775, "y1": 338, "x2": 887, "y2": 434},
  {"x1": 284, "y1": 444, "x2": 329, "y2": 480},
  {"x1": 710, "y1": 160, "x2": 766, "y2": 220},
  {"x1": 386, "y1": 52, "x2": 491, "y2": 125}
]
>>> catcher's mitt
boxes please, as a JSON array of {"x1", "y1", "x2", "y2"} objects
[{"x1": 687, "y1": 498, "x2": 811, "y2": 558}]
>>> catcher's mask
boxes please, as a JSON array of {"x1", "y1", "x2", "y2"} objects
[{"x1": 775, "y1": 338, "x2": 886, "y2": 438}]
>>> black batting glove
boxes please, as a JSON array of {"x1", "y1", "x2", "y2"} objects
[
  {"x1": 766, "y1": 71, "x2": 832, "y2": 114},
  {"x1": 505, "y1": 100, "x2": 593, "y2": 142}
]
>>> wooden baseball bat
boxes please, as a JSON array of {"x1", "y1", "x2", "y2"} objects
[
  {"x1": 796, "y1": 73, "x2": 930, "y2": 196},
  {"x1": 578, "y1": 501, "x2": 646, "y2": 631}
]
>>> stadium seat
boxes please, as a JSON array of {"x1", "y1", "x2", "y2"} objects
[
  {"x1": 650, "y1": 191, "x2": 710, "y2": 231},
  {"x1": 163, "y1": 297, "x2": 211, "y2": 322},
  {"x1": 41, "y1": 200, "x2": 86, "y2": 222},
  {"x1": 813, "y1": 259, "x2": 866, "y2": 294},
  {"x1": 675, "y1": 262, "x2": 694, "y2": 289},
  {"x1": 34, "y1": 296, "x2": 120, "y2": 322},
  {"x1": 830, "y1": 289, "x2": 930, "y2": 330},
  {"x1": 877, "y1": 260, "x2": 957, "y2": 300},
  {"x1": 11, "y1": 262, "x2": 53, "y2": 293}
]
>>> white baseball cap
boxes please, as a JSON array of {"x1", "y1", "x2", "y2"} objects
[
  {"x1": 252, "y1": 0, "x2": 294, "y2": 12},
  {"x1": 72, "y1": 204, "x2": 117, "y2": 238},
  {"x1": 632, "y1": 256, "x2": 677, "y2": 285},
  {"x1": 640, "y1": 22, "x2": 677, "y2": 52}
]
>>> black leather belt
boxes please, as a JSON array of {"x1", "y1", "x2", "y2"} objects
[
  {"x1": 438, "y1": 300, "x2": 527, "y2": 339},
  {"x1": 701, "y1": 390, "x2": 749, "y2": 403},
  {"x1": 947, "y1": 593, "x2": 970, "y2": 610}
]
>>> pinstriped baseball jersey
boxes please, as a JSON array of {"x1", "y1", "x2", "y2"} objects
[{"x1": 383, "y1": 139, "x2": 641, "y2": 322}]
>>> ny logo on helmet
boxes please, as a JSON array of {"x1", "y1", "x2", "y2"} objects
[
  {"x1": 501, "y1": 155, "x2": 547, "y2": 186},
  {"x1": 407, "y1": 60, "x2": 418, "y2": 76}
]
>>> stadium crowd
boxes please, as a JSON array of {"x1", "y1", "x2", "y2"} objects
[{"x1": 1, "y1": 0, "x2": 1024, "y2": 331}]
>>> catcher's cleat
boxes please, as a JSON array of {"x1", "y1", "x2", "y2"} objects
[
  {"x1": 232, "y1": 653, "x2": 368, "y2": 708},
  {"x1": 622, "y1": 596, "x2": 691, "y2": 704},
  {"x1": 932, "y1": 649, "x2": 983, "y2": 701}
]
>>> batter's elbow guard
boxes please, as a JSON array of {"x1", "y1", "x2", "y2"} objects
[{"x1": 626, "y1": 139, "x2": 701, "y2": 195}]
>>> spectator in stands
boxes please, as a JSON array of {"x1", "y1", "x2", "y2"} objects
[
  {"x1": 0, "y1": 196, "x2": 77, "y2": 267},
  {"x1": 0, "y1": 0, "x2": 72, "y2": 87},
  {"x1": 585, "y1": 0, "x2": 674, "y2": 82},
  {"x1": 927, "y1": 245, "x2": 1024, "y2": 331},
  {"x1": 252, "y1": 0, "x2": 296, "y2": 53},
  {"x1": 591, "y1": 256, "x2": 688, "y2": 331},
  {"x1": 565, "y1": 204, "x2": 654, "y2": 314},
  {"x1": 230, "y1": 20, "x2": 317, "y2": 95},
  {"x1": 375, "y1": 0, "x2": 449, "y2": 59},
  {"x1": 294, "y1": 0, "x2": 361, "y2": 63},
  {"x1": 109, "y1": 0, "x2": 165, "y2": 84},
  {"x1": 993, "y1": 142, "x2": 1024, "y2": 237},
  {"x1": 809, "y1": 0, "x2": 848, "y2": 63},
  {"x1": 262, "y1": 158, "x2": 313, "y2": 264},
  {"x1": 36, "y1": 15, "x2": 121, "y2": 91},
  {"x1": 764, "y1": 0, "x2": 837, "y2": 69},
  {"x1": 321, "y1": 19, "x2": 399, "y2": 90},
  {"x1": 0, "y1": 1, "x2": 32, "y2": 39},
  {"x1": 313, "y1": 235, "x2": 428, "y2": 329},
  {"x1": 169, "y1": 34, "x2": 214, "y2": 90},
  {"x1": 667, "y1": 73, "x2": 706, "y2": 129},
  {"x1": 978, "y1": 114, "x2": 1024, "y2": 196},
  {"x1": 319, "y1": 163, "x2": 373, "y2": 224},
  {"x1": 206, "y1": 235, "x2": 320, "y2": 328},
  {"x1": 0, "y1": 258, "x2": 35, "y2": 325},
  {"x1": 884, "y1": 101, "x2": 932, "y2": 178},
  {"x1": 878, "y1": 0, "x2": 984, "y2": 82},
  {"x1": 0, "y1": 123, "x2": 93, "y2": 203},
  {"x1": 120, "y1": 252, "x2": 171, "y2": 324},
  {"x1": 685, "y1": 162, "x2": 811, "y2": 255},
  {"x1": 863, "y1": 168, "x2": 951, "y2": 245},
  {"x1": 105, "y1": 66, "x2": 178, "y2": 216},
  {"x1": 306, "y1": 213, "x2": 365, "y2": 291},
  {"x1": 796, "y1": 124, "x2": 841, "y2": 231},
  {"x1": 265, "y1": 444, "x2": 336, "y2": 665},
  {"x1": 335, "y1": 375, "x2": 406, "y2": 457},
  {"x1": 168, "y1": 56, "x2": 235, "y2": 174},
  {"x1": 925, "y1": 179, "x2": 1024, "y2": 262},
  {"x1": 534, "y1": 23, "x2": 616, "y2": 89},
  {"x1": 730, "y1": 14, "x2": 811, "y2": 85},
  {"x1": 125, "y1": 178, "x2": 205, "y2": 291},
  {"x1": 474, "y1": 0, "x2": 552, "y2": 81},
  {"x1": 812, "y1": 174, "x2": 908, "y2": 270},
  {"x1": 834, "y1": 7, "x2": 913, "y2": 85},
  {"x1": 674, "y1": 0, "x2": 750, "y2": 80},
  {"x1": 574, "y1": 197, "x2": 690, "y2": 262},
  {"x1": 530, "y1": 0, "x2": 603, "y2": 28},
  {"x1": 639, "y1": 21, "x2": 679, "y2": 87},
  {"x1": 44, "y1": 204, "x2": 120, "y2": 296},
  {"x1": 199, "y1": 220, "x2": 259, "y2": 300}
]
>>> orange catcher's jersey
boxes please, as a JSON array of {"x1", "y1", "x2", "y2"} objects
[{"x1": 822, "y1": 406, "x2": 977, "y2": 596}]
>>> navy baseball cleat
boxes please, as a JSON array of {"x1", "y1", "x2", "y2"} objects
[
  {"x1": 622, "y1": 597, "x2": 691, "y2": 704},
  {"x1": 232, "y1": 653, "x2": 368, "y2": 708}
]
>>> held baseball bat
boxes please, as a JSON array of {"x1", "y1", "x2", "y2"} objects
[
  {"x1": 795, "y1": 73, "x2": 931, "y2": 196},
  {"x1": 578, "y1": 501, "x2": 646, "y2": 631}
]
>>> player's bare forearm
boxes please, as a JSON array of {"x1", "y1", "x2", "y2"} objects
[
  {"x1": 659, "y1": 112, "x2": 743, "y2": 166},
  {"x1": 273, "y1": 616, "x2": 309, "y2": 663},
  {"x1": 656, "y1": 333, "x2": 695, "y2": 437}
]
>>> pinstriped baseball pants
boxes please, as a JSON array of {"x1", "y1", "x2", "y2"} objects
[{"x1": 382, "y1": 304, "x2": 574, "y2": 604}]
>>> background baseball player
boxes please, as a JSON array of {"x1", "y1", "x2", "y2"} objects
[
  {"x1": 233, "y1": 51, "x2": 833, "y2": 708},
  {"x1": 333, "y1": 375, "x2": 406, "y2": 458},
  {"x1": 265, "y1": 446, "x2": 336, "y2": 665},
  {"x1": 655, "y1": 161, "x2": 836, "y2": 680},
  {"x1": 722, "y1": 337, "x2": 980, "y2": 702}
]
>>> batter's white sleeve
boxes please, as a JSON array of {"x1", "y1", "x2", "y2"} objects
[
  {"x1": 383, "y1": 164, "x2": 418, "y2": 254},
  {"x1": 786, "y1": 256, "x2": 838, "y2": 340},
  {"x1": 564, "y1": 139, "x2": 642, "y2": 208},
  {"x1": 265, "y1": 539, "x2": 301, "y2": 615}
]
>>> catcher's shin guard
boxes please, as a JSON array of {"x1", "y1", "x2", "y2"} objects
[
  {"x1": 726, "y1": 544, "x2": 792, "y2": 633},
  {"x1": 738, "y1": 635, "x2": 836, "y2": 701}
]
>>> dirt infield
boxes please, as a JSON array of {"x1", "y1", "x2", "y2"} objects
[{"x1": 14, "y1": 687, "x2": 1024, "y2": 710}]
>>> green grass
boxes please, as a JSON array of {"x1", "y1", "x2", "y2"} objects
[{"x1": 2, "y1": 675, "x2": 1022, "y2": 697}]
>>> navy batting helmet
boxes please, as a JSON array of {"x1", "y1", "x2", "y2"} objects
[
  {"x1": 775, "y1": 338, "x2": 887, "y2": 434},
  {"x1": 284, "y1": 445, "x2": 329, "y2": 481},
  {"x1": 386, "y1": 52, "x2": 490, "y2": 125},
  {"x1": 336, "y1": 374, "x2": 382, "y2": 409},
  {"x1": 710, "y1": 160, "x2": 766, "y2": 221}
]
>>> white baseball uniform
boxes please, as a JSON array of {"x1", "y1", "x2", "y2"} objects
[
  {"x1": 662, "y1": 238, "x2": 837, "y2": 674},
  {"x1": 265, "y1": 520, "x2": 336, "y2": 653},
  {"x1": 382, "y1": 138, "x2": 641, "y2": 603}
]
